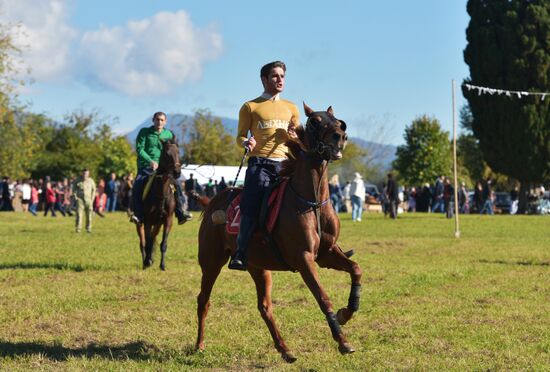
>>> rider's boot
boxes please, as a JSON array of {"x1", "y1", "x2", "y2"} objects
[
  {"x1": 130, "y1": 176, "x2": 145, "y2": 225},
  {"x1": 228, "y1": 215, "x2": 256, "y2": 271},
  {"x1": 174, "y1": 182, "x2": 192, "y2": 225}
]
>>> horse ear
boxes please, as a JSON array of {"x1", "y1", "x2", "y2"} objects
[
  {"x1": 338, "y1": 120, "x2": 347, "y2": 131},
  {"x1": 303, "y1": 102, "x2": 314, "y2": 117},
  {"x1": 326, "y1": 106, "x2": 334, "y2": 116}
]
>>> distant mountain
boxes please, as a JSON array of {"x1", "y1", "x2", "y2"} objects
[
  {"x1": 124, "y1": 113, "x2": 396, "y2": 170},
  {"x1": 125, "y1": 113, "x2": 238, "y2": 145},
  {"x1": 350, "y1": 137, "x2": 397, "y2": 171}
]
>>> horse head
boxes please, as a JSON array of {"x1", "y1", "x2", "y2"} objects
[
  {"x1": 159, "y1": 137, "x2": 181, "y2": 179},
  {"x1": 302, "y1": 102, "x2": 347, "y2": 161}
]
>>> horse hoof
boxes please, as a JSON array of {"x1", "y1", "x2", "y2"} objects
[
  {"x1": 195, "y1": 342, "x2": 205, "y2": 352},
  {"x1": 344, "y1": 249, "x2": 355, "y2": 258},
  {"x1": 338, "y1": 343, "x2": 355, "y2": 354},
  {"x1": 336, "y1": 308, "x2": 350, "y2": 326},
  {"x1": 281, "y1": 351, "x2": 297, "y2": 363},
  {"x1": 160, "y1": 264, "x2": 166, "y2": 271}
]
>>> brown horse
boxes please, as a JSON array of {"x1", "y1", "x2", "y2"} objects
[
  {"x1": 136, "y1": 138, "x2": 181, "y2": 271},
  {"x1": 195, "y1": 103, "x2": 362, "y2": 362}
]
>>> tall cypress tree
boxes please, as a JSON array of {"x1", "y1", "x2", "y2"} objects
[{"x1": 463, "y1": 0, "x2": 550, "y2": 212}]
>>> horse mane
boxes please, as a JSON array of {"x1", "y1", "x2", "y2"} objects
[{"x1": 279, "y1": 125, "x2": 307, "y2": 177}]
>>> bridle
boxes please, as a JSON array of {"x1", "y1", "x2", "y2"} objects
[{"x1": 289, "y1": 119, "x2": 344, "y2": 238}]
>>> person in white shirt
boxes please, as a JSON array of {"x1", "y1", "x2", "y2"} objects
[
  {"x1": 20, "y1": 180, "x2": 32, "y2": 212},
  {"x1": 350, "y1": 172, "x2": 365, "y2": 221}
]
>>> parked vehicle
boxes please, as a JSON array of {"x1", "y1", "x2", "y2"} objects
[
  {"x1": 493, "y1": 192, "x2": 511, "y2": 214},
  {"x1": 365, "y1": 183, "x2": 379, "y2": 198}
]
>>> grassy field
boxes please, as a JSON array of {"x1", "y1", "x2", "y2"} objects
[{"x1": 0, "y1": 211, "x2": 549, "y2": 371}]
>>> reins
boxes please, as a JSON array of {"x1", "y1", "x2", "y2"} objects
[{"x1": 288, "y1": 140, "x2": 332, "y2": 240}]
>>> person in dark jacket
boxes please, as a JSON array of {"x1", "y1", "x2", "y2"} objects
[
  {"x1": 443, "y1": 177, "x2": 454, "y2": 218},
  {"x1": 416, "y1": 183, "x2": 432, "y2": 212},
  {"x1": 386, "y1": 173, "x2": 399, "y2": 219},
  {"x1": 105, "y1": 172, "x2": 119, "y2": 212}
]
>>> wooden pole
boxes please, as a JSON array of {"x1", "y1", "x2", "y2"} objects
[{"x1": 452, "y1": 80, "x2": 460, "y2": 238}]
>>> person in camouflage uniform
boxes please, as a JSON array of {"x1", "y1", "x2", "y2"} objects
[{"x1": 73, "y1": 169, "x2": 96, "y2": 233}]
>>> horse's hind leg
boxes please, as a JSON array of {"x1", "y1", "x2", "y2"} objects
[
  {"x1": 316, "y1": 244, "x2": 362, "y2": 326},
  {"x1": 248, "y1": 267, "x2": 296, "y2": 363},
  {"x1": 195, "y1": 242, "x2": 229, "y2": 351},
  {"x1": 136, "y1": 224, "x2": 146, "y2": 263},
  {"x1": 297, "y1": 252, "x2": 355, "y2": 355}
]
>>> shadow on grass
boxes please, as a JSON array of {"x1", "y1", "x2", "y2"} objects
[
  {"x1": 0, "y1": 262, "x2": 101, "y2": 272},
  {"x1": 0, "y1": 340, "x2": 165, "y2": 361},
  {"x1": 479, "y1": 259, "x2": 550, "y2": 267}
]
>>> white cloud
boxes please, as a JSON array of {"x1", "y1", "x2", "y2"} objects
[
  {"x1": 0, "y1": 3, "x2": 223, "y2": 96},
  {"x1": 0, "y1": 0, "x2": 77, "y2": 81},
  {"x1": 78, "y1": 10, "x2": 223, "y2": 96}
]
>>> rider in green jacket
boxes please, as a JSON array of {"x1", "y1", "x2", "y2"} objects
[{"x1": 130, "y1": 111, "x2": 191, "y2": 225}]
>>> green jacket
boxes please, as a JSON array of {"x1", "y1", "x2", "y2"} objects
[
  {"x1": 136, "y1": 126, "x2": 175, "y2": 170},
  {"x1": 73, "y1": 177, "x2": 96, "y2": 205}
]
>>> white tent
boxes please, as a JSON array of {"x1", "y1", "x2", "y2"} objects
[{"x1": 179, "y1": 164, "x2": 247, "y2": 186}]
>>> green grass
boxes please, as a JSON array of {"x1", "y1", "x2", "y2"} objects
[{"x1": 0, "y1": 211, "x2": 549, "y2": 371}]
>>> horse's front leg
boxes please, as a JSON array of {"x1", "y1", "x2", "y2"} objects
[
  {"x1": 316, "y1": 244, "x2": 362, "y2": 326},
  {"x1": 143, "y1": 224, "x2": 161, "y2": 269},
  {"x1": 298, "y1": 252, "x2": 355, "y2": 355},
  {"x1": 248, "y1": 267, "x2": 296, "y2": 363},
  {"x1": 159, "y1": 218, "x2": 173, "y2": 271}
]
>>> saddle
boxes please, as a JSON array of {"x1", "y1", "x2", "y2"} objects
[
  {"x1": 142, "y1": 172, "x2": 175, "y2": 201},
  {"x1": 226, "y1": 178, "x2": 289, "y2": 235}
]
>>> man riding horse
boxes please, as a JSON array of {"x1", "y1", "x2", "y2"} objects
[
  {"x1": 228, "y1": 60, "x2": 301, "y2": 270},
  {"x1": 130, "y1": 111, "x2": 192, "y2": 226}
]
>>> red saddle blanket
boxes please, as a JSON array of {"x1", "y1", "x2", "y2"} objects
[{"x1": 226, "y1": 178, "x2": 289, "y2": 235}]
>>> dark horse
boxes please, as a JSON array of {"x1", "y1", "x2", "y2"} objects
[
  {"x1": 195, "y1": 104, "x2": 362, "y2": 362},
  {"x1": 136, "y1": 138, "x2": 181, "y2": 271}
]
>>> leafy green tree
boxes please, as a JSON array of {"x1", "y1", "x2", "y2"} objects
[
  {"x1": 33, "y1": 112, "x2": 102, "y2": 179},
  {"x1": 463, "y1": 0, "x2": 550, "y2": 212},
  {"x1": 95, "y1": 124, "x2": 137, "y2": 178},
  {"x1": 393, "y1": 115, "x2": 452, "y2": 186},
  {"x1": 180, "y1": 109, "x2": 242, "y2": 165},
  {"x1": 32, "y1": 111, "x2": 133, "y2": 180},
  {"x1": 0, "y1": 23, "x2": 22, "y2": 107},
  {"x1": 0, "y1": 23, "x2": 37, "y2": 179}
]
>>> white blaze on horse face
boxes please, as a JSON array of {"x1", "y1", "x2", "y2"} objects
[{"x1": 262, "y1": 67, "x2": 285, "y2": 96}]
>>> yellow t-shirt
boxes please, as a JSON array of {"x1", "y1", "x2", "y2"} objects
[{"x1": 236, "y1": 96, "x2": 300, "y2": 159}]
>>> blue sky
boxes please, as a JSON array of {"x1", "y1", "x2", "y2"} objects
[{"x1": 2, "y1": 0, "x2": 470, "y2": 145}]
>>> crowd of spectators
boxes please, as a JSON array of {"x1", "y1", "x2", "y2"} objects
[
  {"x1": 0, "y1": 174, "x2": 135, "y2": 216},
  {"x1": 327, "y1": 173, "x2": 550, "y2": 217},
  {"x1": 0, "y1": 172, "x2": 236, "y2": 216},
  {"x1": 3, "y1": 172, "x2": 548, "y2": 217}
]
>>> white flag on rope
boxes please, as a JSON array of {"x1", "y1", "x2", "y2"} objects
[{"x1": 463, "y1": 83, "x2": 550, "y2": 101}]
